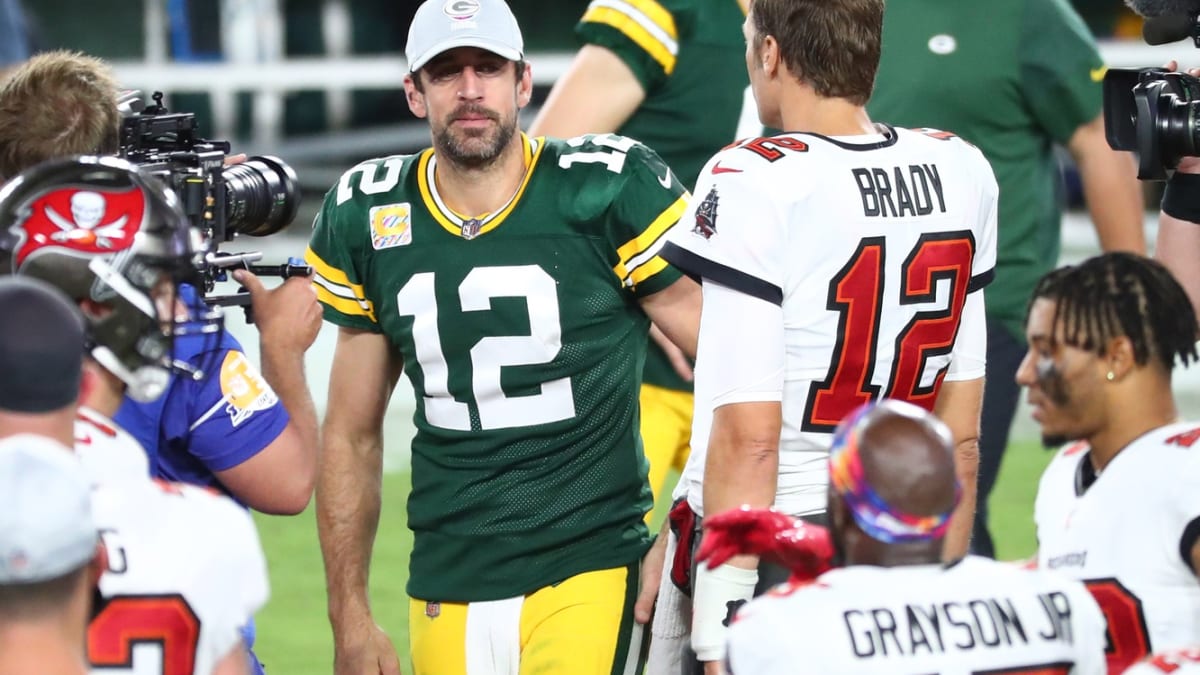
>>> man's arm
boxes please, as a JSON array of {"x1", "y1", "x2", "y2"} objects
[
  {"x1": 1067, "y1": 114, "x2": 1146, "y2": 254},
  {"x1": 319, "y1": 326, "x2": 404, "y2": 674},
  {"x1": 932, "y1": 377, "x2": 984, "y2": 560},
  {"x1": 212, "y1": 643, "x2": 252, "y2": 675},
  {"x1": 214, "y1": 272, "x2": 323, "y2": 515},
  {"x1": 638, "y1": 275, "x2": 701, "y2": 359},
  {"x1": 528, "y1": 44, "x2": 646, "y2": 138}
]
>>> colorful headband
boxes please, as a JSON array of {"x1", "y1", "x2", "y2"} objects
[{"x1": 828, "y1": 402, "x2": 961, "y2": 544}]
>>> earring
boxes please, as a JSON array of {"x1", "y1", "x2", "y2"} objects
[{"x1": 1106, "y1": 371, "x2": 1115, "y2": 381}]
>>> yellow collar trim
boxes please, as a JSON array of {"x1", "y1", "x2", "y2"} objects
[{"x1": 417, "y1": 134, "x2": 543, "y2": 239}]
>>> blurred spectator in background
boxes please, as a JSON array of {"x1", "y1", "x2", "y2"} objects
[{"x1": 867, "y1": 0, "x2": 1145, "y2": 559}]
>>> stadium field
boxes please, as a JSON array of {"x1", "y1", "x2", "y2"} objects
[{"x1": 251, "y1": 440, "x2": 1056, "y2": 674}]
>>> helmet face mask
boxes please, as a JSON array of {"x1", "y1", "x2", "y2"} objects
[{"x1": 0, "y1": 156, "x2": 223, "y2": 401}]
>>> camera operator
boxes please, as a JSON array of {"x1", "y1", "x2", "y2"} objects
[
  {"x1": 0, "y1": 49, "x2": 320, "y2": 515},
  {"x1": 0, "y1": 48, "x2": 318, "y2": 675},
  {"x1": 1153, "y1": 63, "x2": 1200, "y2": 320}
]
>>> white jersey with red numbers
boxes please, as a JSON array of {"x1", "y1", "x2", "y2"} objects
[
  {"x1": 1035, "y1": 422, "x2": 1200, "y2": 674},
  {"x1": 74, "y1": 408, "x2": 270, "y2": 675},
  {"x1": 726, "y1": 556, "x2": 1107, "y2": 675},
  {"x1": 662, "y1": 126, "x2": 998, "y2": 517},
  {"x1": 1125, "y1": 647, "x2": 1200, "y2": 674}
]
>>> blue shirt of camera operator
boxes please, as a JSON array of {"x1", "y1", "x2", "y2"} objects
[{"x1": 114, "y1": 283, "x2": 289, "y2": 495}]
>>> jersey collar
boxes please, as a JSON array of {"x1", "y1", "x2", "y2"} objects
[{"x1": 416, "y1": 133, "x2": 544, "y2": 239}]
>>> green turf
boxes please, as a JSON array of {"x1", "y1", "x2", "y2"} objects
[
  {"x1": 252, "y1": 439, "x2": 1055, "y2": 674},
  {"x1": 252, "y1": 471, "x2": 413, "y2": 674}
]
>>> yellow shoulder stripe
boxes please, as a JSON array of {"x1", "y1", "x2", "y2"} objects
[
  {"x1": 582, "y1": 3, "x2": 678, "y2": 75},
  {"x1": 304, "y1": 247, "x2": 377, "y2": 322},
  {"x1": 613, "y1": 194, "x2": 689, "y2": 282},
  {"x1": 628, "y1": 254, "x2": 670, "y2": 286}
]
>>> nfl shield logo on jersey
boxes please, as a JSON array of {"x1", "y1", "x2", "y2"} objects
[{"x1": 369, "y1": 203, "x2": 414, "y2": 250}]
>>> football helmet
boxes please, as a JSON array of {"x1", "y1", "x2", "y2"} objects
[{"x1": 0, "y1": 155, "x2": 221, "y2": 401}]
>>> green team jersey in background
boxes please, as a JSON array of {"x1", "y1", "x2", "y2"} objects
[
  {"x1": 307, "y1": 134, "x2": 688, "y2": 601},
  {"x1": 868, "y1": 0, "x2": 1104, "y2": 341},
  {"x1": 578, "y1": 0, "x2": 749, "y2": 390}
]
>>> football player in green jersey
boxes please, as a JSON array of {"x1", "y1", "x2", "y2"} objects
[
  {"x1": 531, "y1": 0, "x2": 752, "y2": 528},
  {"x1": 305, "y1": 1, "x2": 700, "y2": 673}
]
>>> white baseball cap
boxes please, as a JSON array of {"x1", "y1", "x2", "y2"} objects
[
  {"x1": 0, "y1": 434, "x2": 97, "y2": 585},
  {"x1": 406, "y1": 0, "x2": 524, "y2": 73}
]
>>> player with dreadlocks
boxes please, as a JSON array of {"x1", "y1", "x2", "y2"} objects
[{"x1": 1019, "y1": 251, "x2": 1200, "y2": 673}]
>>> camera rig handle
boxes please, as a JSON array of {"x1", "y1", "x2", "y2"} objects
[{"x1": 202, "y1": 252, "x2": 314, "y2": 324}]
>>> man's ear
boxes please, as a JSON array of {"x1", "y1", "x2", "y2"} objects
[
  {"x1": 761, "y1": 35, "x2": 782, "y2": 79},
  {"x1": 516, "y1": 61, "x2": 533, "y2": 109},
  {"x1": 89, "y1": 540, "x2": 109, "y2": 586},
  {"x1": 404, "y1": 74, "x2": 428, "y2": 119},
  {"x1": 78, "y1": 361, "x2": 98, "y2": 404},
  {"x1": 1103, "y1": 334, "x2": 1137, "y2": 381}
]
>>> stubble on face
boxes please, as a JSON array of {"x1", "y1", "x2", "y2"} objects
[{"x1": 433, "y1": 102, "x2": 517, "y2": 169}]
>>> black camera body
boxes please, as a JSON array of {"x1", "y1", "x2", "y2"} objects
[
  {"x1": 1103, "y1": 67, "x2": 1200, "y2": 180},
  {"x1": 117, "y1": 91, "x2": 308, "y2": 309}
]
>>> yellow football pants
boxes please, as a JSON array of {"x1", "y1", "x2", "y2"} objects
[
  {"x1": 639, "y1": 383, "x2": 693, "y2": 523},
  {"x1": 409, "y1": 563, "x2": 645, "y2": 675}
]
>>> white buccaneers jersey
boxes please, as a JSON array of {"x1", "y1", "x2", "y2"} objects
[
  {"x1": 75, "y1": 409, "x2": 269, "y2": 675},
  {"x1": 1125, "y1": 648, "x2": 1200, "y2": 674},
  {"x1": 76, "y1": 407, "x2": 151, "y2": 485},
  {"x1": 726, "y1": 557, "x2": 1106, "y2": 675},
  {"x1": 1036, "y1": 422, "x2": 1200, "y2": 674},
  {"x1": 662, "y1": 126, "x2": 998, "y2": 517}
]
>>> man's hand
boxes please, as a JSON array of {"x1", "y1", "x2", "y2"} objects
[
  {"x1": 333, "y1": 617, "x2": 402, "y2": 675},
  {"x1": 635, "y1": 529, "x2": 668, "y2": 624},
  {"x1": 698, "y1": 507, "x2": 833, "y2": 581},
  {"x1": 1165, "y1": 61, "x2": 1200, "y2": 175},
  {"x1": 232, "y1": 269, "x2": 322, "y2": 354}
]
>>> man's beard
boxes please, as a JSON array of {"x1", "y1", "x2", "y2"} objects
[
  {"x1": 1041, "y1": 433, "x2": 1069, "y2": 449},
  {"x1": 434, "y1": 104, "x2": 516, "y2": 169}
]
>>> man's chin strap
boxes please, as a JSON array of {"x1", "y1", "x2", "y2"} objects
[{"x1": 91, "y1": 345, "x2": 168, "y2": 403}]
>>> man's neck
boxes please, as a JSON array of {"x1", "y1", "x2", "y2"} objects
[
  {"x1": 433, "y1": 133, "x2": 529, "y2": 218},
  {"x1": 0, "y1": 628, "x2": 88, "y2": 675},
  {"x1": 81, "y1": 360, "x2": 126, "y2": 419},
  {"x1": 778, "y1": 90, "x2": 876, "y2": 138},
  {"x1": 1088, "y1": 378, "x2": 1178, "y2": 472}
]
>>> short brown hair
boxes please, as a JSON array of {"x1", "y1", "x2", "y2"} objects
[
  {"x1": 750, "y1": 0, "x2": 883, "y2": 105},
  {"x1": 0, "y1": 50, "x2": 121, "y2": 181}
]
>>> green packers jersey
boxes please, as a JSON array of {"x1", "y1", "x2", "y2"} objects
[
  {"x1": 868, "y1": 0, "x2": 1104, "y2": 341},
  {"x1": 578, "y1": 0, "x2": 748, "y2": 390},
  {"x1": 307, "y1": 134, "x2": 688, "y2": 601}
]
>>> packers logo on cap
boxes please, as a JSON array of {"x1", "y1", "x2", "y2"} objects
[{"x1": 444, "y1": 0, "x2": 480, "y2": 20}]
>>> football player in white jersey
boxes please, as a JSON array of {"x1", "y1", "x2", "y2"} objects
[
  {"x1": 651, "y1": 0, "x2": 998, "y2": 670},
  {"x1": 710, "y1": 400, "x2": 1106, "y2": 675},
  {"x1": 0, "y1": 157, "x2": 269, "y2": 675},
  {"x1": 1018, "y1": 252, "x2": 1200, "y2": 674}
]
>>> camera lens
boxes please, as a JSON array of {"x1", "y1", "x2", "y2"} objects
[{"x1": 223, "y1": 155, "x2": 301, "y2": 237}]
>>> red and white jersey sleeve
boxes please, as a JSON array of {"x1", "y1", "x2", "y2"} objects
[
  {"x1": 88, "y1": 480, "x2": 269, "y2": 675},
  {"x1": 1125, "y1": 647, "x2": 1200, "y2": 674},
  {"x1": 1035, "y1": 422, "x2": 1200, "y2": 673},
  {"x1": 663, "y1": 127, "x2": 997, "y2": 517},
  {"x1": 75, "y1": 407, "x2": 151, "y2": 485},
  {"x1": 726, "y1": 557, "x2": 1106, "y2": 675}
]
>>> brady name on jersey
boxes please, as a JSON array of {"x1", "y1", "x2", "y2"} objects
[{"x1": 662, "y1": 126, "x2": 997, "y2": 519}]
